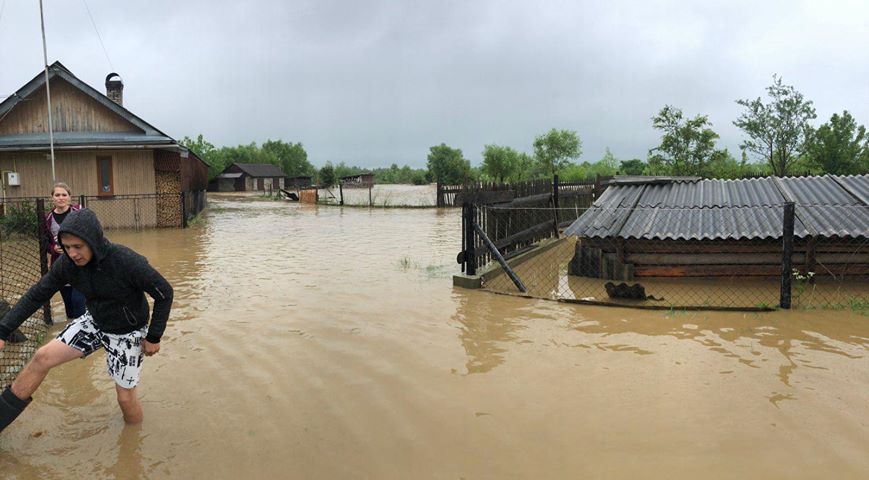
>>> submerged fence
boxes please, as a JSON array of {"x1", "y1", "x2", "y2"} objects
[
  {"x1": 0, "y1": 198, "x2": 51, "y2": 388},
  {"x1": 460, "y1": 203, "x2": 869, "y2": 311},
  {"x1": 438, "y1": 175, "x2": 606, "y2": 208}
]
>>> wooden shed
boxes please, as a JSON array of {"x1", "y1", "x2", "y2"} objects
[
  {"x1": 339, "y1": 172, "x2": 375, "y2": 188},
  {"x1": 0, "y1": 61, "x2": 207, "y2": 228},
  {"x1": 208, "y1": 163, "x2": 287, "y2": 192},
  {"x1": 286, "y1": 176, "x2": 313, "y2": 189},
  {"x1": 564, "y1": 175, "x2": 869, "y2": 280}
]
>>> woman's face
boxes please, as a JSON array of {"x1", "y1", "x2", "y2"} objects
[{"x1": 52, "y1": 187, "x2": 70, "y2": 209}]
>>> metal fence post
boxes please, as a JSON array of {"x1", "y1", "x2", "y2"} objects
[
  {"x1": 780, "y1": 201, "x2": 795, "y2": 309},
  {"x1": 339, "y1": 183, "x2": 344, "y2": 206},
  {"x1": 464, "y1": 202, "x2": 477, "y2": 276},
  {"x1": 181, "y1": 191, "x2": 188, "y2": 228},
  {"x1": 35, "y1": 199, "x2": 52, "y2": 325},
  {"x1": 553, "y1": 174, "x2": 560, "y2": 236},
  {"x1": 78, "y1": 194, "x2": 85, "y2": 208}
]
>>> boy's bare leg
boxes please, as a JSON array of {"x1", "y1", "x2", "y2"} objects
[
  {"x1": 11, "y1": 339, "x2": 83, "y2": 399},
  {"x1": 115, "y1": 384, "x2": 143, "y2": 424}
]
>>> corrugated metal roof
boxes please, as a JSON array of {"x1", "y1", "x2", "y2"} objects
[
  {"x1": 833, "y1": 174, "x2": 869, "y2": 205},
  {"x1": 637, "y1": 177, "x2": 783, "y2": 208},
  {"x1": 606, "y1": 175, "x2": 702, "y2": 185},
  {"x1": 777, "y1": 175, "x2": 861, "y2": 205},
  {"x1": 797, "y1": 205, "x2": 869, "y2": 238},
  {"x1": 565, "y1": 175, "x2": 869, "y2": 241},
  {"x1": 618, "y1": 206, "x2": 810, "y2": 240}
]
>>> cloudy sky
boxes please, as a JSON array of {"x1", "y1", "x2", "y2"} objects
[{"x1": 1, "y1": 0, "x2": 867, "y2": 169}]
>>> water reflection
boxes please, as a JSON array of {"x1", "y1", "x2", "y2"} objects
[
  {"x1": 450, "y1": 290, "x2": 525, "y2": 374},
  {"x1": 564, "y1": 308, "x2": 869, "y2": 389},
  {"x1": 103, "y1": 426, "x2": 145, "y2": 480}
]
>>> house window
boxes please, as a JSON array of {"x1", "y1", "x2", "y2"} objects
[{"x1": 97, "y1": 156, "x2": 114, "y2": 196}]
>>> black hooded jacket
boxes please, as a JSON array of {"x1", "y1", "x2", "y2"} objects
[{"x1": 0, "y1": 209, "x2": 173, "y2": 344}]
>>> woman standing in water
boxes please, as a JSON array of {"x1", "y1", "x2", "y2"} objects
[{"x1": 45, "y1": 182, "x2": 86, "y2": 319}]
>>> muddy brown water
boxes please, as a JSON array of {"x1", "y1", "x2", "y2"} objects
[{"x1": 1, "y1": 193, "x2": 868, "y2": 479}]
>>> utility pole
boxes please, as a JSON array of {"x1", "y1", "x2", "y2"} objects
[{"x1": 39, "y1": 0, "x2": 56, "y2": 182}]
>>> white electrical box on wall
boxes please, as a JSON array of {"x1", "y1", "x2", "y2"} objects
[{"x1": 4, "y1": 171, "x2": 20, "y2": 186}]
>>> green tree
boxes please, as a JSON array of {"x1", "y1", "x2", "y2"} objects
[
  {"x1": 515, "y1": 152, "x2": 535, "y2": 181},
  {"x1": 180, "y1": 134, "x2": 222, "y2": 179},
  {"x1": 481, "y1": 145, "x2": 521, "y2": 183},
  {"x1": 427, "y1": 143, "x2": 471, "y2": 184},
  {"x1": 619, "y1": 159, "x2": 646, "y2": 175},
  {"x1": 533, "y1": 128, "x2": 582, "y2": 176},
  {"x1": 262, "y1": 140, "x2": 314, "y2": 177},
  {"x1": 597, "y1": 147, "x2": 618, "y2": 174},
  {"x1": 333, "y1": 161, "x2": 365, "y2": 180},
  {"x1": 734, "y1": 75, "x2": 817, "y2": 176},
  {"x1": 648, "y1": 105, "x2": 723, "y2": 176},
  {"x1": 319, "y1": 162, "x2": 337, "y2": 187},
  {"x1": 805, "y1": 111, "x2": 869, "y2": 175}
]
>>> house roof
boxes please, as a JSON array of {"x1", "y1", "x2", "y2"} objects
[
  {"x1": 231, "y1": 163, "x2": 286, "y2": 178},
  {"x1": 340, "y1": 172, "x2": 373, "y2": 179},
  {"x1": 564, "y1": 175, "x2": 869, "y2": 241},
  {"x1": 0, "y1": 61, "x2": 182, "y2": 151}
]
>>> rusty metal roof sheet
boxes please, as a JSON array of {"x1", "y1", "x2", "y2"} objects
[{"x1": 564, "y1": 175, "x2": 869, "y2": 240}]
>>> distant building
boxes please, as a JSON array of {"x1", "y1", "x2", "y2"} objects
[
  {"x1": 339, "y1": 173, "x2": 375, "y2": 188},
  {"x1": 208, "y1": 163, "x2": 287, "y2": 192},
  {"x1": 286, "y1": 176, "x2": 313, "y2": 189}
]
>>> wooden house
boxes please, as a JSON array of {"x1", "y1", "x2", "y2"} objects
[
  {"x1": 286, "y1": 176, "x2": 312, "y2": 189},
  {"x1": 565, "y1": 175, "x2": 869, "y2": 280},
  {"x1": 339, "y1": 172, "x2": 375, "y2": 188},
  {"x1": 0, "y1": 62, "x2": 208, "y2": 228},
  {"x1": 208, "y1": 163, "x2": 287, "y2": 192}
]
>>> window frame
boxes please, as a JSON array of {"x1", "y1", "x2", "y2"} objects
[{"x1": 96, "y1": 155, "x2": 114, "y2": 197}]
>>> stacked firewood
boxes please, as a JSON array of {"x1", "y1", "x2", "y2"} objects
[{"x1": 156, "y1": 171, "x2": 182, "y2": 227}]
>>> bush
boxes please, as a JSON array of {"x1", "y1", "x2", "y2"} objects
[{"x1": 0, "y1": 202, "x2": 39, "y2": 237}]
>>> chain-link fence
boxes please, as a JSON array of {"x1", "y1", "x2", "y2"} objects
[
  {"x1": 0, "y1": 198, "x2": 51, "y2": 389},
  {"x1": 80, "y1": 191, "x2": 205, "y2": 229},
  {"x1": 462, "y1": 204, "x2": 869, "y2": 312}
]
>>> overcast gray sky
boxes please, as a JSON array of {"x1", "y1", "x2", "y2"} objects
[{"x1": 1, "y1": 0, "x2": 867, "y2": 169}]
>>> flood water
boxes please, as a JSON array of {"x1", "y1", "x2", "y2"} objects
[{"x1": 1, "y1": 193, "x2": 868, "y2": 479}]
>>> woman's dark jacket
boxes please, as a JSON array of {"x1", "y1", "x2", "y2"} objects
[{"x1": 0, "y1": 209, "x2": 173, "y2": 344}]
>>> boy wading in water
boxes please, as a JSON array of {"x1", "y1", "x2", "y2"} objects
[{"x1": 0, "y1": 209, "x2": 173, "y2": 432}]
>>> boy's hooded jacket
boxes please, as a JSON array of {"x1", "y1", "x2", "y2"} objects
[{"x1": 0, "y1": 209, "x2": 173, "y2": 344}]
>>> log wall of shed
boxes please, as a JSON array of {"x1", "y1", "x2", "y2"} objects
[{"x1": 572, "y1": 237, "x2": 869, "y2": 278}]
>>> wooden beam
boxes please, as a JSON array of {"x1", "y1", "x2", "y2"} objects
[
  {"x1": 627, "y1": 253, "x2": 806, "y2": 265},
  {"x1": 635, "y1": 264, "x2": 869, "y2": 277}
]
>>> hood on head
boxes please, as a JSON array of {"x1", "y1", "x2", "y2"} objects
[{"x1": 58, "y1": 209, "x2": 111, "y2": 263}]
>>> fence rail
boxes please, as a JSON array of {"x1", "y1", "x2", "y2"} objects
[{"x1": 437, "y1": 175, "x2": 607, "y2": 208}]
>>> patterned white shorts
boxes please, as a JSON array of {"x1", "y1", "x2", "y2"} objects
[{"x1": 57, "y1": 312, "x2": 147, "y2": 389}]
